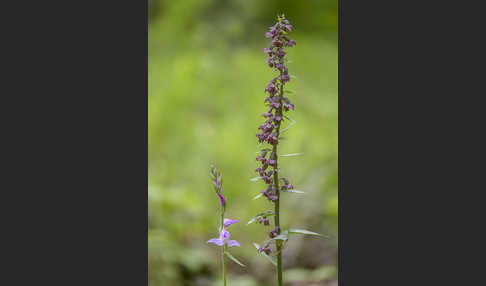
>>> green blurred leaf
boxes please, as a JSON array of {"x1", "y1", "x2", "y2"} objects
[
  {"x1": 252, "y1": 193, "x2": 263, "y2": 200},
  {"x1": 288, "y1": 228, "x2": 328, "y2": 238},
  {"x1": 250, "y1": 176, "x2": 262, "y2": 182},
  {"x1": 281, "y1": 116, "x2": 295, "y2": 133},
  {"x1": 282, "y1": 189, "x2": 305, "y2": 194},
  {"x1": 256, "y1": 148, "x2": 272, "y2": 154},
  {"x1": 225, "y1": 252, "x2": 246, "y2": 267},
  {"x1": 272, "y1": 230, "x2": 289, "y2": 241},
  {"x1": 253, "y1": 243, "x2": 277, "y2": 267},
  {"x1": 279, "y1": 153, "x2": 303, "y2": 157}
]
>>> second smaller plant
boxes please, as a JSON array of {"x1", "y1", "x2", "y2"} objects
[{"x1": 207, "y1": 164, "x2": 245, "y2": 286}]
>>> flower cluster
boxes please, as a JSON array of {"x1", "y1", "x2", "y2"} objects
[
  {"x1": 255, "y1": 15, "x2": 296, "y2": 203},
  {"x1": 255, "y1": 14, "x2": 296, "y2": 256},
  {"x1": 257, "y1": 19, "x2": 296, "y2": 147},
  {"x1": 211, "y1": 164, "x2": 225, "y2": 207}
]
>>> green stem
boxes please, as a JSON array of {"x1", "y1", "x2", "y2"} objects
[
  {"x1": 221, "y1": 201, "x2": 227, "y2": 286},
  {"x1": 222, "y1": 245, "x2": 227, "y2": 286},
  {"x1": 273, "y1": 70, "x2": 284, "y2": 286}
]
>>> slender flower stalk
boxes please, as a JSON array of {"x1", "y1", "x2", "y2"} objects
[
  {"x1": 251, "y1": 15, "x2": 324, "y2": 286},
  {"x1": 254, "y1": 14, "x2": 296, "y2": 286},
  {"x1": 207, "y1": 164, "x2": 245, "y2": 286}
]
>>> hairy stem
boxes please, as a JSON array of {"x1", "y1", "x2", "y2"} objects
[{"x1": 273, "y1": 73, "x2": 284, "y2": 286}]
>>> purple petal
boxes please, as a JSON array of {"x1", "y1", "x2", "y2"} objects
[
  {"x1": 217, "y1": 192, "x2": 225, "y2": 207},
  {"x1": 223, "y1": 219, "x2": 239, "y2": 228},
  {"x1": 207, "y1": 238, "x2": 224, "y2": 246},
  {"x1": 227, "y1": 240, "x2": 240, "y2": 248},
  {"x1": 220, "y1": 228, "x2": 230, "y2": 240}
]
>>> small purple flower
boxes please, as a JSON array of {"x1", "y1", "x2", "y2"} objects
[
  {"x1": 217, "y1": 192, "x2": 225, "y2": 207},
  {"x1": 264, "y1": 47, "x2": 273, "y2": 55},
  {"x1": 276, "y1": 63, "x2": 285, "y2": 71},
  {"x1": 281, "y1": 74, "x2": 290, "y2": 83},
  {"x1": 287, "y1": 39, "x2": 296, "y2": 47},
  {"x1": 269, "y1": 226, "x2": 280, "y2": 238},
  {"x1": 207, "y1": 227, "x2": 240, "y2": 248},
  {"x1": 265, "y1": 82, "x2": 277, "y2": 94},
  {"x1": 224, "y1": 218, "x2": 240, "y2": 228},
  {"x1": 265, "y1": 32, "x2": 273, "y2": 38},
  {"x1": 272, "y1": 38, "x2": 283, "y2": 47},
  {"x1": 283, "y1": 24, "x2": 293, "y2": 32}
]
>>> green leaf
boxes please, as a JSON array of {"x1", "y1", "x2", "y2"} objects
[
  {"x1": 288, "y1": 229, "x2": 328, "y2": 238},
  {"x1": 272, "y1": 230, "x2": 289, "y2": 241},
  {"x1": 281, "y1": 116, "x2": 295, "y2": 133},
  {"x1": 253, "y1": 243, "x2": 277, "y2": 267},
  {"x1": 225, "y1": 252, "x2": 246, "y2": 267},
  {"x1": 250, "y1": 176, "x2": 262, "y2": 182},
  {"x1": 252, "y1": 193, "x2": 263, "y2": 200},
  {"x1": 247, "y1": 211, "x2": 274, "y2": 225},
  {"x1": 280, "y1": 153, "x2": 303, "y2": 157},
  {"x1": 256, "y1": 148, "x2": 272, "y2": 154},
  {"x1": 282, "y1": 189, "x2": 305, "y2": 194}
]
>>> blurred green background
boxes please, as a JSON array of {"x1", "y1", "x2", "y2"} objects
[{"x1": 148, "y1": 1, "x2": 337, "y2": 285}]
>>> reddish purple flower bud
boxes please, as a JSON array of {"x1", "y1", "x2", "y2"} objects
[
  {"x1": 281, "y1": 74, "x2": 290, "y2": 83},
  {"x1": 260, "y1": 122, "x2": 274, "y2": 132},
  {"x1": 269, "y1": 226, "x2": 280, "y2": 238},
  {"x1": 264, "y1": 47, "x2": 273, "y2": 55},
  {"x1": 267, "y1": 133, "x2": 279, "y2": 145},
  {"x1": 263, "y1": 111, "x2": 273, "y2": 118},
  {"x1": 287, "y1": 39, "x2": 296, "y2": 47},
  {"x1": 263, "y1": 218, "x2": 270, "y2": 226},
  {"x1": 265, "y1": 82, "x2": 277, "y2": 94},
  {"x1": 258, "y1": 246, "x2": 272, "y2": 255},
  {"x1": 272, "y1": 115, "x2": 282, "y2": 123},
  {"x1": 265, "y1": 31, "x2": 273, "y2": 38},
  {"x1": 283, "y1": 24, "x2": 293, "y2": 32},
  {"x1": 263, "y1": 176, "x2": 273, "y2": 184},
  {"x1": 217, "y1": 192, "x2": 226, "y2": 207},
  {"x1": 267, "y1": 159, "x2": 276, "y2": 167},
  {"x1": 276, "y1": 49, "x2": 286, "y2": 57},
  {"x1": 272, "y1": 38, "x2": 282, "y2": 47},
  {"x1": 256, "y1": 156, "x2": 267, "y2": 164},
  {"x1": 256, "y1": 132, "x2": 266, "y2": 143},
  {"x1": 270, "y1": 101, "x2": 281, "y2": 109}
]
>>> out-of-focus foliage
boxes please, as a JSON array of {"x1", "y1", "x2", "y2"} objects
[{"x1": 149, "y1": 1, "x2": 337, "y2": 285}]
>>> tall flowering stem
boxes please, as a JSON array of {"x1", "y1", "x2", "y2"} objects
[
  {"x1": 208, "y1": 164, "x2": 244, "y2": 286},
  {"x1": 254, "y1": 14, "x2": 296, "y2": 286}
]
